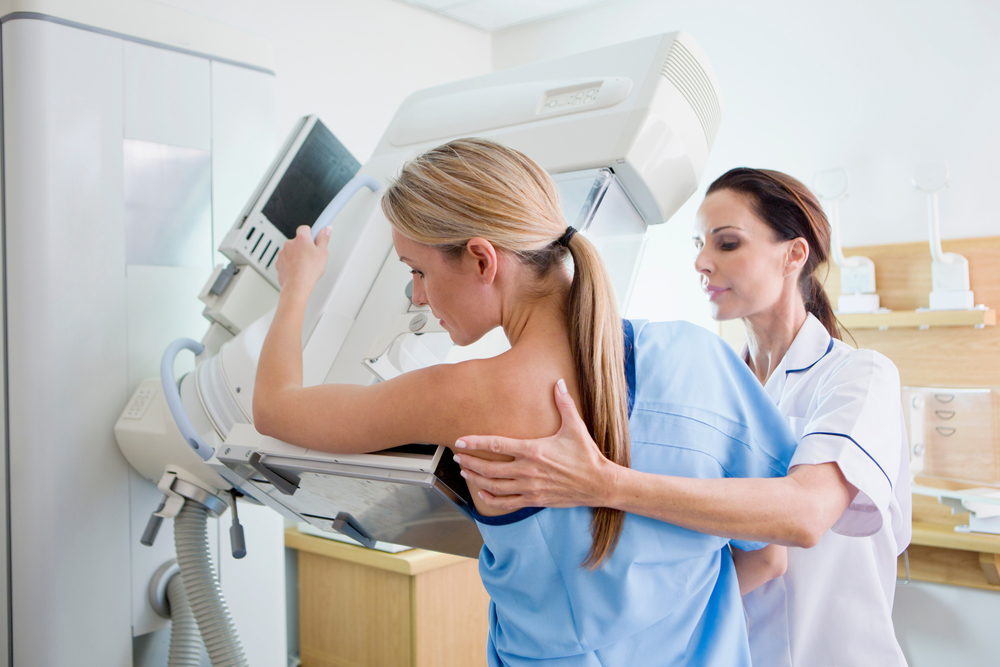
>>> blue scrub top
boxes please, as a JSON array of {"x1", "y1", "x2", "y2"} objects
[{"x1": 472, "y1": 320, "x2": 799, "y2": 666}]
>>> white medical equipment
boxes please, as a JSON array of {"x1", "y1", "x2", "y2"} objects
[
  {"x1": 115, "y1": 32, "x2": 724, "y2": 562},
  {"x1": 912, "y1": 162, "x2": 976, "y2": 311},
  {"x1": 217, "y1": 115, "x2": 363, "y2": 288},
  {"x1": 813, "y1": 168, "x2": 880, "y2": 314},
  {"x1": 1, "y1": 3, "x2": 288, "y2": 665}
]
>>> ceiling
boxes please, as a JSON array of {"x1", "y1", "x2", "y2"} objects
[{"x1": 394, "y1": 0, "x2": 620, "y2": 32}]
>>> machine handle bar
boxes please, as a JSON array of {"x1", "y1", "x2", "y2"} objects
[
  {"x1": 311, "y1": 173, "x2": 382, "y2": 240},
  {"x1": 161, "y1": 338, "x2": 215, "y2": 461}
]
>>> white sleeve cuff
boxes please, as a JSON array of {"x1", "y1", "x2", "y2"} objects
[{"x1": 790, "y1": 432, "x2": 893, "y2": 537}]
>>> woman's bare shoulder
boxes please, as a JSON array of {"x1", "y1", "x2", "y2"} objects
[{"x1": 424, "y1": 347, "x2": 573, "y2": 440}]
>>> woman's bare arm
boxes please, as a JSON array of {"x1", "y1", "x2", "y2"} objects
[
  {"x1": 254, "y1": 226, "x2": 497, "y2": 454},
  {"x1": 253, "y1": 226, "x2": 534, "y2": 517},
  {"x1": 455, "y1": 382, "x2": 856, "y2": 548}
]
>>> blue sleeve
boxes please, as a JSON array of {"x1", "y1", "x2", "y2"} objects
[
  {"x1": 630, "y1": 322, "x2": 800, "y2": 551},
  {"x1": 730, "y1": 539, "x2": 768, "y2": 552}
]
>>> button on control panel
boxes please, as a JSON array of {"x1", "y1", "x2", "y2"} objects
[{"x1": 124, "y1": 387, "x2": 157, "y2": 420}]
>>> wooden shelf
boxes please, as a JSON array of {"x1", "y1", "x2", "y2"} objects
[
  {"x1": 837, "y1": 308, "x2": 995, "y2": 330},
  {"x1": 817, "y1": 237, "x2": 1000, "y2": 591},
  {"x1": 900, "y1": 545, "x2": 1000, "y2": 592},
  {"x1": 899, "y1": 494, "x2": 1000, "y2": 591},
  {"x1": 911, "y1": 520, "x2": 1000, "y2": 555},
  {"x1": 906, "y1": 493, "x2": 1000, "y2": 550}
]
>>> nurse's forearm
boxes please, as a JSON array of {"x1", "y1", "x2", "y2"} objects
[
  {"x1": 732, "y1": 544, "x2": 787, "y2": 595},
  {"x1": 605, "y1": 461, "x2": 853, "y2": 548}
]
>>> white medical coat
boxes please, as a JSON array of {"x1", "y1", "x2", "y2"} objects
[{"x1": 742, "y1": 314, "x2": 911, "y2": 667}]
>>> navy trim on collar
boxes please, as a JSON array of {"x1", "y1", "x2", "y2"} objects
[
  {"x1": 804, "y1": 431, "x2": 892, "y2": 490},
  {"x1": 624, "y1": 319, "x2": 636, "y2": 418},
  {"x1": 787, "y1": 336, "x2": 834, "y2": 375},
  {"x1": 471, "y1": 505, "x2": 544, "y2": 525}
]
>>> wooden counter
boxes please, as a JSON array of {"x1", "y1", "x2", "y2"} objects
[{"x1": 286, "y1": 528, "x2": 490, "y2": 667}]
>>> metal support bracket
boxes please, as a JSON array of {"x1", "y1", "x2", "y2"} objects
[
  {"x1": 332, "y1": 512, "x2": 376, "y2": 549},
  {"x1": 249, "y1": 452, "x2": 301, "y2": 496},
  {"x1": 209, "y1": 261, "x2": 241, "y2": 296},
  {"x1": 898, "y1": 549, "x2": 910, "y2": 585}
]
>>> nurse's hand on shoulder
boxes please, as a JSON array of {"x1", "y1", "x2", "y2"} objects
[
  {"x1": 455, "y1": 380, "x2": 616, "y2": 510},
  {"x1": 275, "y1": 225, "x2": 331, "y2": 291}
]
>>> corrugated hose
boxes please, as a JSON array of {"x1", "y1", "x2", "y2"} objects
[{"x1": 174, "y1": 502, "x2": 248, "y2": 667}]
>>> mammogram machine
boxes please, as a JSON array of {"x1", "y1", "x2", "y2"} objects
[{"x1": 115, "y1": 32, "x2": 723, "y2": 568}]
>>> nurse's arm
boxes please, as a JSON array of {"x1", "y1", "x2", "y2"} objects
[
  {"x1": 604, "y1": 461, "x2": 854, "y2": 548},
  {"x1": 456, "y1": 383, "x2": 856, "y2": 548},
  {"x1": 732, "y1": 544, "x2": 787, "y2": 595}
]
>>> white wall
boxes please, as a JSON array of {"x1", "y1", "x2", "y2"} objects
[
  {"x1": 494, "y1": 0, "x2": 1000, "y2": 328},
  {"x1": 155, "y1": 0, "x2": 492, "y2": 162},
  {"x1": 495, "y1": 3, "x2": 1000, "y2": 665}
]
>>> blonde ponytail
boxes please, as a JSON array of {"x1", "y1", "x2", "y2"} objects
[
  {"x1": 564, "y1": 232, "x2": 630, "y2": 569},
  {"x1": 382, "y1": 138, "x2": 631, "y2": 568}
]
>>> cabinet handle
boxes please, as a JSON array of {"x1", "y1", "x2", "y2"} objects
[
  {"x1": 934, "y1": 394, "x2": 955, "y2": 403},
  {"x1": 934, "y1": 410, "x2": 956, "y2": 420},
  {"x1": 935, "y1": 427, "x2": 956, "y2": 437}
]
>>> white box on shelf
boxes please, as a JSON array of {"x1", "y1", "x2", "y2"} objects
[{"x1": 837, "y1": 293, "x2": 881, "y2": 314}]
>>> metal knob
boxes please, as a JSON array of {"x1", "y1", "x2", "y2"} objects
[
  {"x1": 409, "y1": 313, "x2": 428, "y2": 332},
  {"x1": 140, "y1": 499, "x2": 167, "y2": 547},
  {"x1": 229, "y1": 489, "x2": 247, "y2": 559}
]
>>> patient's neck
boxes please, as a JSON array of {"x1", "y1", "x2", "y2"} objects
[{"x1": 501, "y1": 270, "x2": 572, "y2": 348}]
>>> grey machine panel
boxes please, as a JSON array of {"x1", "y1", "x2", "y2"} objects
[{"x1": 221, "y1": 446, "x2": 484, "y2": 558}]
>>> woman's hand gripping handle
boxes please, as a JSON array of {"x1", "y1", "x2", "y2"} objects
[
  {"x1": 275, "y1": 225, "x2": 332, "y2": 293},
  {"x1": 454, "y1": 380, "x2": 620, "y2": 511}
]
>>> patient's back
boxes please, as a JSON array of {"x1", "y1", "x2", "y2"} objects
[
  {"x1": 434, "y1": 331, "x2": 582, "y2": 517},
  {"x1": 474, "y1": 319, "x2": 800, "y2": 667}
]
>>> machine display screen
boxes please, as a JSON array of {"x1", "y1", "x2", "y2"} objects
[{"x1": 262, "y1": 120, "x2": 360, "y2": 239}]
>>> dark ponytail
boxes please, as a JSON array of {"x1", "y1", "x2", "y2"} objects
[
  {"x1": 803, "y1": 275, "x2": 838, "y2": 340},
  {"x1": 706, "y1": 168, "x2": 841, "y2": 340}
]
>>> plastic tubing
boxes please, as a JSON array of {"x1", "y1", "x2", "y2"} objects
[
  {"x1": 311, "y1": 173, "x2": 382, "y2": 240},
  {"x1": 926, "y1": 191, "x2": 951, "y2": 264},
  {"x1": 828, "y1": 198, "x2": 848, "y2": 267},
  {"x1": 166, "y1": 573, "x2": 203, "y2": 667},
  {"x1": 161, "y1": 338, "x2": 214, "y2": 461},
  {"x1": 174, "y1": 502, "x2": 249, "y2": 667}
]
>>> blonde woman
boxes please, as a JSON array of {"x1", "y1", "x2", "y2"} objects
[{"x1": 254, "y1": 139, "x2": 799, "y2": 666}]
